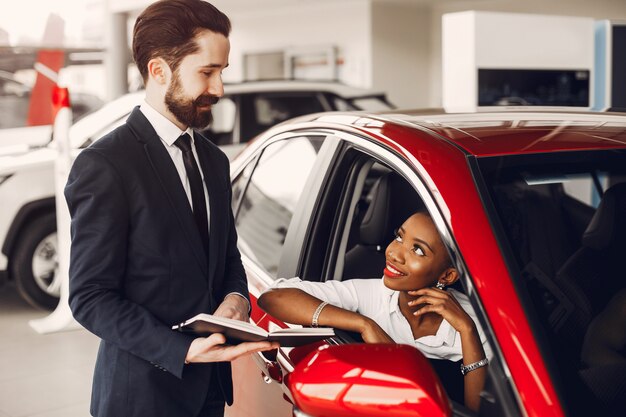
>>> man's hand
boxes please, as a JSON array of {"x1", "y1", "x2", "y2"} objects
[
  {"x1": 186, "y1": 333, "x2": 279, "y2": 364},
  {"x1": 213, "y1": 294, "x2": 250, "y2": 322}
]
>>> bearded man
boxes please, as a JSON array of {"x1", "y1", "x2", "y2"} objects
[{"x1": 64, "y1": 1, "x2": 277, "y2": 416}]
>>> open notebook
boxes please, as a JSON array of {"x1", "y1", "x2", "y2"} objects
[{"x1": 173, "y1": 313, "x2": 335, "y2": 347}]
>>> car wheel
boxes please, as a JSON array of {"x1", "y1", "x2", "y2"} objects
[{"x1": 11, "y1": 213, "x2": 60, "y2": 310}]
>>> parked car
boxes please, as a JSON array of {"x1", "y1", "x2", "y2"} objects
[
  {"x1": 0, "y1": 80, "x2": 393, "y2": 309},
  {"x1": 224, "y1": 110, "x2": 626, "y2": 417}
]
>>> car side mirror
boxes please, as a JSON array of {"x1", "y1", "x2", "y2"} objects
[{"x1": 286, "y1": 343, "x2": 452, "y2": 417}]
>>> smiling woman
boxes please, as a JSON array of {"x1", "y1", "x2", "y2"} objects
[{"x1": 258, "y1": 196, "x2": 492, "y2": 412}]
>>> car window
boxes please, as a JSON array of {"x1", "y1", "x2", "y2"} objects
[
  {"x1": 231, "y1": 157, "x2": 256, "y2": 215},
  {"x1": 234, "y1": 136, "x2": 325, "y2": 278},
  {"x1": 325, "y1": 94, "x2": 394, "y2": 112},
  {"x1": 340, "y1": 162, "x2": 423, "y2": 280},
  {"x1": 297, "y1": 144, "x2": 513, "y2": 415},
  {"x1": 476, "y1": 149, "x2": 626, "y2": 416},
  {"x1": 240, "y1": 93, "x2": 325, "y2": 141},
  {"x1": 0, "y1": 78, "x2": 30, "y2": 128},
  {"x1": 297, "y1": 147, "x2": 430, "y2": 285},
  {"x1": 201, "y1": 96, "x2": 236, "y2": 146},
  {"x1": 349, "y1": 96, "x2": 394, "y2": 111}
]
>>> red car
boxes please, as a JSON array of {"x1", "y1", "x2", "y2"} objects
[{"x1": 225, "y1": 111, "x2": 626, "y2": 417}]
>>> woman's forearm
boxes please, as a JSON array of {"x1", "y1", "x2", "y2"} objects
[
  {"x1": 258, "y1": 288, "x2": 368, "y2": 332},
  {"x1": 459, "y1": 326, "x2": 488, "y2": 412}
]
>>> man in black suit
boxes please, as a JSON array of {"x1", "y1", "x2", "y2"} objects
[{"x1": 65, "y1": 1, "x2": 277, "y2": 416}]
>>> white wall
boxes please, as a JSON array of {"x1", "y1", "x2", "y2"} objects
[
  {"x1": 108, "y1": 0, "x2": 151, "y2": 13},
  {"x1": 442, "y1": 11, "x2": 595, "y2": 112},
  {"x1": 104, "y1": 0, "x2": 626, "y2": 109},
  {"x1": 441, "y1": 11, "x2": 475, "y2": 112},
  {"x1": 372, "y1": 1, "x2": 430, "y2": 109},
  {"x1": 429, "y1": 0, "x2": 626, "y2": 107},
  {"x1": 220, "y1": 0, "x2": 373, "y2": 89}
]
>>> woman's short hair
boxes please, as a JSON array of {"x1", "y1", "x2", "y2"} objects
[{"x1": 132, "y1": 0, "x2": 231, "y2": 83}]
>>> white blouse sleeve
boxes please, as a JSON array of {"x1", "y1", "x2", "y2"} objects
[{"x1": 269, "y1": 277, "x2": 361, "y2": 312}]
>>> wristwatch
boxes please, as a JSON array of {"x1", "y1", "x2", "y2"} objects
[{"x1": 460, "y1": 358, "x2": 489, "y2": 375}]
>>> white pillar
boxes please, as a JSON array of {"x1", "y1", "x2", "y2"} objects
[
  {"x1": 29, "y1": 86, "x2": 81, "y2": 334},
  {"x1": 105, "y1": 10, "x2": 130, "y2": 101}
]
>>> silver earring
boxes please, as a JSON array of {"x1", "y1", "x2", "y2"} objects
[{"x1": 435, "y1": 281, "x2": 446, "y2": 290}]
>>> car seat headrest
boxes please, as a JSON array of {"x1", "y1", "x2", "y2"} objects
[
  {"x1": 360, "y1": 173, "x2": 424, "y2": 245},
  {"x1": 583, "y1": 182, "x2": 626, "y2": 251}
]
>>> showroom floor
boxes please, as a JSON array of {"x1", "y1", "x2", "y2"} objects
[
  {"x1": 0, "y1": 283, "x2": 98, "y2": 417},
  {"x1": 0, "y1": 284, "x2": 243, "y2": 417}
]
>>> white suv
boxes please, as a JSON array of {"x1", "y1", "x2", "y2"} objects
[{"x1": 0, "y1": 80, "x2": 393, "y2": 309}]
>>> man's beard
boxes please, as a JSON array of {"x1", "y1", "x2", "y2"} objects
[{"x1": 165, "y1": 73, "x2": 220, "y2": 129}]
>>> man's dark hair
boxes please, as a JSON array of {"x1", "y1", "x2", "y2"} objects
[{"x1": 132, "y1": 0, "x2": 231, "y2": 83}]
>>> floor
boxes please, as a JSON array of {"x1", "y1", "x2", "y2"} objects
[
  {"x1": 0, "y1": 283, "x2": 99, "y2": 417},
  {"x1": 0, "y1": 285, "x2": 249, "y2": 417}
]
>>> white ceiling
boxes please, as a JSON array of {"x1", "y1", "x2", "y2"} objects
[
  {"x1": 209, "y1": 0, "x2": 478, "y2": 14},
  {"x1": 111, "y1": 0, "x2": 496, "y2": 15}
]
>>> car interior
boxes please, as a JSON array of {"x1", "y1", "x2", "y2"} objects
[
  {"x1": 479, "y1": 150, "x2": 626, "y2": 416},
  {"x1": 342, "y1": 165, "x2": 424, "y2": 280}
]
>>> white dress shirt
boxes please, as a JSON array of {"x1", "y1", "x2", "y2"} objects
[
  {"x1": 139, "y1": 101, "x2": 210, "y2": 234},
  {"x1": 270, "y1": 277, "x2": 493, "y2": 362}
]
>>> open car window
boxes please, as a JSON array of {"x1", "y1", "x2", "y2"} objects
[
  {"x1": 298, "y1": 143, "x2": 508, "y2": 416},
  {"x1": 476, "y1": 149, "x2": 626, "y2": 416}
]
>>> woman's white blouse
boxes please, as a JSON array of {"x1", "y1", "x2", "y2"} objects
[{"x1": 269, "y1": 277, "x2": 493, "y2": 362}]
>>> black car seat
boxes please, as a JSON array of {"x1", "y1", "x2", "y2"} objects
[
  {"x1": 553, "y1": 182, "x2": 626, "y2": 417},
  {"x1": 493, "y1": 182, "x2": 584, "y2": 278},
  {"x1": 553, "y1": 182, "x2": 626, "y2": 360},
  {"x1": 343, "y1": 172, "x2": 424, "y2": 279}
]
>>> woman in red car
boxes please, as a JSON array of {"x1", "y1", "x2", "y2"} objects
[{"x1": 258, "y1": 209, "x2": 492, "y2": 412}]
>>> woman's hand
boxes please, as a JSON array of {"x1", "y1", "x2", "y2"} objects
[
  {"x1": 360, "y1": 318, "x2": 395, "y2": 344},
  {"x1": 409, "y1": 287, "x2": 487, "y2": 412},
  {"x1": 407, "y1": 288, "x2": 475, "y2": 335}
]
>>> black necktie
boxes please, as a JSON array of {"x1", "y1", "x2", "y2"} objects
[{"x1": 174, "y1": 133, "x2": 209, "y2": 254}]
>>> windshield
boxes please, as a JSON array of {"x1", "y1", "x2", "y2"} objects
[{"x1": 476, "y1": 149, "x2": 626, "y2": 416}]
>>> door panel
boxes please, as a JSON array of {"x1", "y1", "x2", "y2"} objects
[
  {"x1": 227, "y1": 263, "x2": 294, "y2": 417},
  {"x1": 227, "y1": 354, "x2": 293, "y2": 417}
]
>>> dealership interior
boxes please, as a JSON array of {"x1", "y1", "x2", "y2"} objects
[{"x1": 1, "y1": 0, "x2": 626, "y2": 416}]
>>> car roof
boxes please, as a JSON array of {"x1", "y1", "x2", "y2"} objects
[{"x1": 304, "y1": 110, "x2": 626, "y2": 157}]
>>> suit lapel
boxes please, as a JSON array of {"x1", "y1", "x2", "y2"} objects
[{"x1": 126, "y1": 108, "x2": 208, "y2": 275}]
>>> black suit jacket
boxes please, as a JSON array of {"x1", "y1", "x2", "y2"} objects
[{"x1": 65, "y1": 107, "x2": 248, "y2": 417}]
